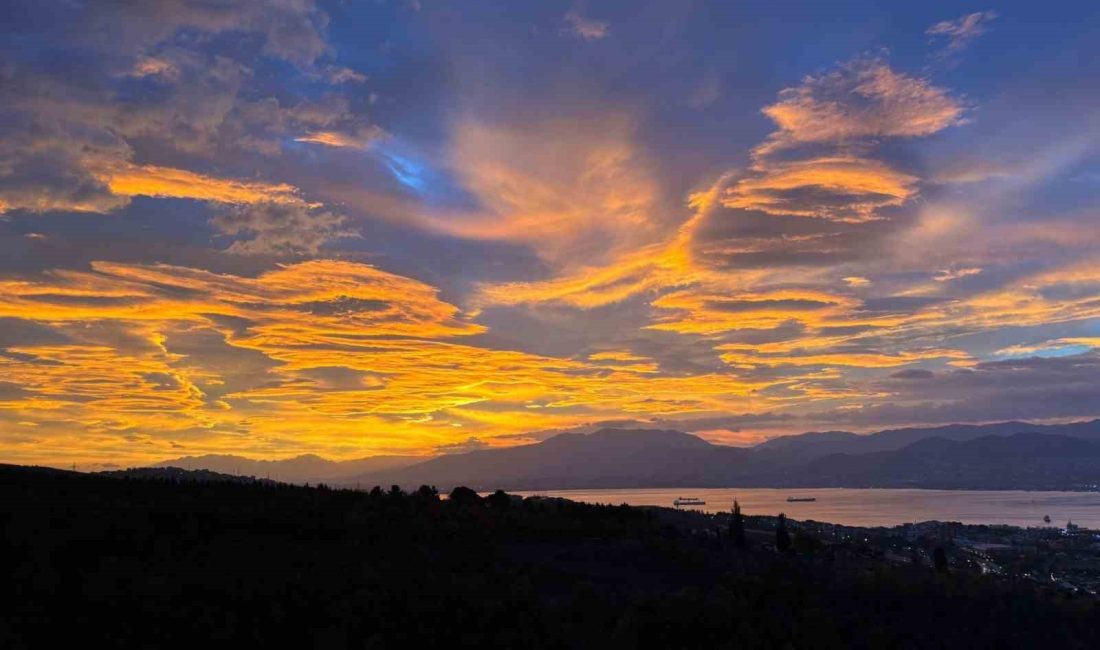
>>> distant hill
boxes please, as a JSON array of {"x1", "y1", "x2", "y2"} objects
[
  {"x1": 787, "y1": 433, "x2": 1100, "y2": 490},
  {"x1": 752, "y1": 420, "x2": 1100, "y2": 464},
  {"x1": 347, "y1": 421, "x2": 1100, "y2": 491},
  {"x1": 149, "y1": 453, "x2": 423, "y2": 484},
  {"x1": 146, "y1": 419, "x2": 1100, "y2": 491},
  {"x1": 351, "y1": 428, "x2": 751, "y2": 490}
]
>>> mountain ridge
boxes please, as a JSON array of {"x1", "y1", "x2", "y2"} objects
[
  {"x1": 146, "y1": 419, "x2": 1100, "y2": 490},
  {"x1": 348, "y1": 421, "x2": 1100, "y2": 491}
]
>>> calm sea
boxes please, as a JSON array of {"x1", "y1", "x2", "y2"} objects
[{"x1": 512, "y1": 487, "x2": 1100, "y2": 529}]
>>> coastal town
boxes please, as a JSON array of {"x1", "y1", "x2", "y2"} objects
[{"x1": 668, "y1": 508, "x2": 1100, "y2": 597}]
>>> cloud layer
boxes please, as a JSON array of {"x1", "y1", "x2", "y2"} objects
[{"x1": 0, "y1": 1, "x2": 1097, "y2": 464}]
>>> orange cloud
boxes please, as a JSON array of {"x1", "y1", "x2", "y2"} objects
[
  {"x1": 758, "y1": 58, "x2": 964, "y2": 154},
  {"x1": 958, "y1": 260, "x2": 1100, "y2": 329},
  {"x1": 648, "y1": 289, "x2": 861, "y2": 335},
  {"x1": 723, "y1": 157, "x2": 918, "y2": 222},
  {"x1": 472, "y1": 175, "x2": 733, "y2": 309},
  {"x1": 101, "y1": 164, "x2": 302, "y2": 205},
  {"x1": 294, "y1": 125, "x2": 386, "y2": 150},
  {"x1": 717, "y1": 58, "x2": 963, "y2": 223},
  {"x1": 0, "y1": 259, "x2": 816, "y2": 466},
  {"x1": 427, "y1": 116, "x2": 668, "y2": 266}
]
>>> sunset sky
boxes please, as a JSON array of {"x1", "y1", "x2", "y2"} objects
[{"x1": 1, "y1": 1, "x2": 1098, "y2": 467}]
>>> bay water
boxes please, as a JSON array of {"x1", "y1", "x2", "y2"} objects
[{"x1": 513, "y1": 487, "x2": 1100, "y2": 528}]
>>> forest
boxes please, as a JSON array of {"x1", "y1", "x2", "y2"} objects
[{"x1": 2, "y1": 464, "x2": 1098, "y2": 648}]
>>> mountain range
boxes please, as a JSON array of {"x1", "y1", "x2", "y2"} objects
[{"x1": 149, "y1": 419, "x2": 1100, "y2": 491}]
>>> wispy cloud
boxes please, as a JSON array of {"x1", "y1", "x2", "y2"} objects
[
  {"x1": 102, "y1": 165, "x2": 302, "y2": 205},
  {"x1": 927, "y1": 11, "x2": 998, "y2": 58},
  {"x1": 430, "y1": 115, "x2": 667, "y2": 265},
  {"x1": 295, "y1": 125, "x2": 387, "y2": 150},
  {"x1": 210, "y1": 203, "x2": 352, "y2": 256},
  {"x1": 721, "y1": 57, "x2": 964, "y2": 222},
  {"x1": 562, "y1": 8, "x2": 609, "y2": 41},
  {"x1": 757, "y1": 58, "x2": 965, "y2": 153},
  {"x1": 933, "y1": 266, "x2": 982, "y2": 282}
]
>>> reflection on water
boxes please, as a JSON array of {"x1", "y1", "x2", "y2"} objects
[{"x1": 513, "y1": 488, "x2": 1100, "y2": 528}]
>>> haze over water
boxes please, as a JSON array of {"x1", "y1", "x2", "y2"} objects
[{"x1": 515, "y1": 488, "x2": 1100, "y2": 529}]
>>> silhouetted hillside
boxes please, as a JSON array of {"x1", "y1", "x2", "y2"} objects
[
  {"x1": 146, "y1": 420, "x2": 1100, "y2": 491},
  {"x1": 352, "y1": 422, "x2": 1100, "y2": 491},
  {"x1": 754, "y1": 419, "x2": 1100, "y2": 462},
  {"x1": 790, "y1": 433, "x2": 1100, "y2": 490},
  {"x1": 3, "y1": 465, "x2": 1098, "y2": 648},
  {"x1": 353, "y1": 428, "x2": 751, "y2": 490},
  {"x1": 98, "y1": 466, "x2": 279, "y2": 484},
  {"x1": 150, "y1": 452, "x2": 423, "y2": 484}
]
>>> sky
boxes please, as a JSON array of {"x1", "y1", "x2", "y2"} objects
[{"x1": 0, "y1": 1, "x2": 1098, "y2": 467}]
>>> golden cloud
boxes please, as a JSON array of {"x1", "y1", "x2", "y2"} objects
[
  {"x1": 101, "y1": 164, "x2": 302, "y2": 205},
  {"x1": 759, "y1": 58, "x2": 964, "y2": 154},
  {"x1": 647, "y1": 289, "x2": 861, "y2": 335},
  {"x1": 722, "y1": 156, "x2": 919, "y2": 222},
  {"x1": 428, "y1": 116, "x2": 668, "y2": 265},
  {"x1": 0, "y1": 259, "x2": 818, "y2": 465},
  {"x1": 294, "y1": 125, "x2": 386, "y2": 150}
]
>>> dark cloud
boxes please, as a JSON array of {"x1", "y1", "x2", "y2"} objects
[
  {"x1": 691, "y1": 204, "x2": 901, "y2": 271},
  {"x1": 0, "y1": 381, "x2": 33, "y2": 400},
  {"x1": 888, "y1": 368, "x2": 934, "y2": 380},
  {"x1": 704, "y1": 298, "x2": 834, "y2": 313},
  {"x1": 16, "y1": 0, "x2": 332, "y2": 67},
  {"x1": 0, "y1": 0, "x2": 372, "y2": 269},
  {"x1": 0, "y1": 318, "x2": 71, "y2": 348},
  {"x1": 814, "y1": 351, "x2": 1100, "y2": 426},
  {"x1": 210, "y1": 202, "x2": 350, "y2": 255}
]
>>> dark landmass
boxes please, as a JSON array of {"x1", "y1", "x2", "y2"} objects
[
  {"x1": 752, "y1": 419, "x2": 1100, "y2": 462},
  {"x1": 98, "y1": 466, "x2": 279, "y2": 484},
  {"x1": 353, "y1": 422, "x2": 1100, "y2": 491},
  {"x1": 3, "y1": 464, "x2": 1099, "y2": 648},
  {"x1": 790, "y1": 433, "x2": 1100, "y2": 490},
  {"x1": 150, "y1": 453, "x2": 423, "y2": 484},
  {"x1": 356, "y1": 428, "x2": 751, "y2": 490},
  {"x1": 150, "y1": 419, "x2": 1100, "y2": 491}
]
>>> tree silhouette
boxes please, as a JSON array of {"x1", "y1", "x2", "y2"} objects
[
  {"x1": 448, "y1": 485, "x2": 481, "y2": 506},
  {"x1": 414, "y1": 485, "x2": 439, "y2": 502},
  {"x1": 729, "y1": 500, "x2": 747, "y2": 549},
  {"x1": 933, "y1": 546, "x2": 949, "y2": 574},
  {"x1": 775, "y1": 513, "x2": 791, "y2": 552},
  {"x1": 487, "y1": 489, "x2": 511, "y2": 510}
]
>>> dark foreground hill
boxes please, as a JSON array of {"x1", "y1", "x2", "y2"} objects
[
  {"x1": 3, "y1": 465, "x2": 1098, "y2": 648},
  {"x1": 98, "y1": 466, "x2": 279, "y2": 484},
  {"x1": 150, "y1": 452, "x2": 423, "y2": 484}
]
